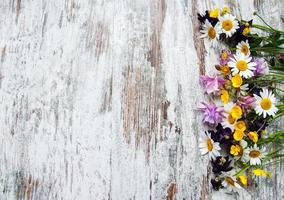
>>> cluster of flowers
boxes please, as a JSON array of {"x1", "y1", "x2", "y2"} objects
[{"x1": 198, "y1": 7, "x2": 281, "y2": 191}]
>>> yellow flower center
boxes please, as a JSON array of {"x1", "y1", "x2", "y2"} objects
[
  {"x1": 231, "y1": 74, "x2": 243, "y2": 88},
  {"x1": 249, "y1": 150, "x2": 261, "y2": 158},
  {"x1": 231, "y1": 105, "x2": 242, "y2": 119},
  {"x1": 220, "y1": 65, "x2": 230, "y2": 75},
  {"x1": 225, "y1": 177, "x2": 235, "y2": 186},
  {"x1": 241, "y1": 45, "x2": 249, "y2": 55},
  {"x1": 221, "y1": 51, "x2": 228, "y2": 59},
  {"x1": 222, "y1": 20, "x2": 233, "y2": 31},
  {"x1": 233, "y1": 130, "x2": 244, "y2": 141},
  {"x1": 208, "y1": 27, "x2": 216, "y2": 39},
  {"x1": 227, "y1": 114, "x2": 235, "y2": 124},
  {"x1": 219, "y1": 157, "x2": 227, "y2": 165},
  {"x1": 260, "y1": 98, "x2": 272, "y2": 110},
  {"x1": 235, "y1": 120, "x2": 246, "y2": 132},
  {"x1": 248, "y1": 131, "x2": 258, "y2": 143},
  {"x1": 207, "y1": 139, "x2": 213, "y2": 151},
  {"x1": 236, "y1": 60, "x2": 248, "y2": 71}
]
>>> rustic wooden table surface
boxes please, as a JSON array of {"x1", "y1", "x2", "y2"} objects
[{"x1": 0, "y1": 0, "x2": 283, "y2": 199}]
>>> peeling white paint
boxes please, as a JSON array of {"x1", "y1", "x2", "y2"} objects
[{"x1": 0, "y1": 0, "x2": 283, "y2": 200}]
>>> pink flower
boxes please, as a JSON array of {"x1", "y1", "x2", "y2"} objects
[
  {"x1": 253, "y1": 58, "x2": 269, "y2": 76},
  {"x1": 238, "y1": 96, "x2": 255, "y2": 110},
  {"x1": 219, "y1": 49, "x2": 232, "y2": 66},
  {"x1": 200, "y1": 75, "x2": 226, "y2": 94},
  {"x1": 199, "y1": 102, "x2": 225, "y2": 126}
]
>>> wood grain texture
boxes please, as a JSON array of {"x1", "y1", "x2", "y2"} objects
[{"x1": 0, "y1": 0, "x2": 283, "y2": 199}]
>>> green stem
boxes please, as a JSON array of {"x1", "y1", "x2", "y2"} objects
[
  {"x1": 253, "y1": 12, "x2": 276, "y2": 31},
  {"x1": 253, "y1": 12, "x2": 284, "y2": 34},
  {"x1": 234, "y1": 165, "x2": 250, "y2": 177},
  {"x1": 251, "y1": 47, "x2": 284, "y2": 53}
]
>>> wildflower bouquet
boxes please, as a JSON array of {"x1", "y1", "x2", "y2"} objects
[{"x1": 198, "y1": 6, "x2": 284, "y2": 191}]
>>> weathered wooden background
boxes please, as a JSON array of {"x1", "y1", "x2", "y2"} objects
[{"x1": 0, "y1": 0, "x2": 283, "y2": 199}]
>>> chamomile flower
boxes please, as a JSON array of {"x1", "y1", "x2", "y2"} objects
[
  {"x1": 199, "y1": 131, "x2": 221, "y2": 159},
  {"x1": 254, "y1": 88, "x2": 278, "y2": 118},
  {"x1": 217, "y1": 13, "x2": 239, "y2": 37},
  {"x1": 200, "y1": 20, "x2": 220, "y2": 46},
  {"x1": 228, "y1": 53, "x2": 256, "y2": 78},
  {"x1": 243, "y1": 144, "x2": 265, "y2": 165},
  {"x1": 236, "y1": 40, "x2": 250, "y2": 56},
  {"x1": 221, "y1": 113, "x2": 236, "y2": 130}
]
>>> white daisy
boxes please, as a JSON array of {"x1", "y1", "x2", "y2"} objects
[
  {"x1": 236, "y1": 40, "x2": 250, "y2": 56},
  {"x1": 240, "y1": 84, "x2": 249, "y2": 95},
  {"x1": 243, "y1": 144, "x2": 265, "y2": 165},
  {"x1": 221, "y1": 102, "x2": 238, "y2": 130},
  {"x1": 221, "y1": 113, "x2": 236, "y2": 131},
  {"x1": 198, "y1": 131, "x2": 221, "y2": 159},
  {"x1": 228, "y1": 53, "x2": 256, "y2": 78},
  {"x1": 254, "y1": 88, "x2": 278, "y2": 118},
  {"x1": 240, "y1": 140, "x2": 247, "y2": 150},
  {"x1": 200, "y1": 20, "x2": 220, "y2": 46},
  {"x1": 217, "y1": 13, "x2": 239, "y2": 37}
]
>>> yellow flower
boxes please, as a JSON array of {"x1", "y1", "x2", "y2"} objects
[
  {"x1": 230, "y1": 144, "x2": 241, "y2": 156},
  {"x1": 235, "y1": 120, "x2": 246, "y2": 132},
  {"x1": 220, "y1": 90, "x2": 229, "y2": 104},
  {"x1": 209, "y1": 8, "x2": 219, "y2": 18},
  {"x1": 231, "y1": 105, "x2": 242, "y2": 119},
  {"x1": 242, "y1": 27, "x2": 250, "y2": 36},
  {"x1": 233, "y1": 130, "x2": 244, "y2": 141},
  {"x1": 238, "y1": 175, "x2": 247, "y2": 186},
  {"x1": 242, "y1": 22, "x2": 251, "y2": 36},
  {"x1": 222, "y1": 6, "x2": 231, "y2": 15},
  {"x1": 253, "y1": 169, "x2": 272, "y2": 177},
  {"x1": 231, "y1": 74, "x2": 243, "y2": 88},
  {"x1": 248, "y1": 131, "x2": 258, "y2": 143}
]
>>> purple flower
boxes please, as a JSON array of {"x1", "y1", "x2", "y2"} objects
[
  {"x1": 200, "y1": 75, "x2": 226, "y2": 94},
  {"x1": 210, "y1": 124, "x2": 233, "y2": 153},
  {"x1": 211, "y1": 156, "x2": 233, "y2": 174},
  {"x1": 219, "y1": 49, "x2": 232, "y2": 66},
  {"x1": 253, "y1": 58, "x2": 269, "y2": 76},
  {"x1": 238, "y1": 96, "x2": 255, "y2": 110},
  {"x1": 199, "y1": 102, "x2": 224, "y2": 126}
]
